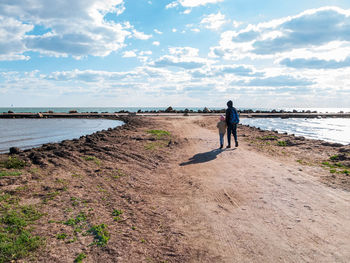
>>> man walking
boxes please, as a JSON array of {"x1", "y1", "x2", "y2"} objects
[{"x1": 225, "y1": 100, "x2": 239, "y2": 148}]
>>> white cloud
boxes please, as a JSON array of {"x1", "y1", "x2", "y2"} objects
[
  {"x1": 210, "y1": 6, "x2": 350, "y2": 63},
  {"x1": 166, "y1": 0, "x2": 224, "y2": 9},
  {"x1": 122, "y1": 50, "x2": 137, "y2": 57},
  {"x1": 232, "y1": 20, "x2": 243, "y2": 28},
  {"x1": 0, "y1": 16, "x2": 33, "y2": 60},
  {"x1": 200, "y1": 12, "x2": 228, "y2": 30},
  {"x1": 166, "y1": 2, "x2": 179, "y2": 9},
  {"x1": 154, "y1": 29, "x2": 163, "y2": 34},
  {"x1": 140, "y1": 51, "x2": 152, "y2": 55},
  {"x1": 152, "y1": 41, "x2": 160, "y2": 46},
  {"x1": 2, "y1": 63, "x2": 350, "y2": 108},
  {"x1": 131, "y1": 29, "x2": 152, "y2": 40},
  {"x1": 150, "y1": 47, "x2": 212, "y2": 69},
  {"x1": 172, "y1": 28, "x2": 177, "y2": 32},
  {"x1": 0, "y1": 0, "x2": 152, "y2": 59}
]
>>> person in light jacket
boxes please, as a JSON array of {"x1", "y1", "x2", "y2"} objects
[{"x1": 217, "y1": 115, "x2": 227, "y2": 149}]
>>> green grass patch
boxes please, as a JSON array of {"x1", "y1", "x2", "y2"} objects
[
  {"x1": 97, "y1": 185, "x2": 107, "y2": 193},
  {"x1": 42, "y1": 191, "x2": 61, "y2": 204},
  {"x1": 82, "y1": 156, "x2": 101, "y2": 165},
  {"x1": 322, "y1": 161, "x2": 349, "y2": 175},
  {"x1": 112, "y1": 169, "x2": 126, "y2": 179},
  {"x1": 277, "y1": 140, "x2": 287, "y2": 147},
  {"x1": 56, "y1": 233, "x2": 67, "y2": 240},
  {"x1": 145, "y1": 129, "x2": 171, "y2": 150},
  {"x1": 329, "y1": 155, "x2": 339, "y2": 161},
  {"x1": 0, "y1": 170, "x2": 22, "y2": 177},
  {"x1": 29, "y1": 168, "x2": 40, "y2": 174},
  {"x1": 88, "y1": 224, "x2": 110, "y2": 246},
  {"x1": 0, "y1": 157, "x2": 26, "y2": 169},
  {"x1": 65, "y1": 237, "x2": 77, "y2": 244},
  {"x1": 146, "y1": 130, "x2": 171, "y2": 139},
  {"x1": 341, "y1": 170, "x2": 349, "y2": 175},
  {"x1": 322, "y1": 161, "x2": 347, "y2": 169},
  {"x1": 0, "y1": 205, "x2": 42, "y2": 262},
  {"x1": 74, "y1": 253, "x2": 87, "y2": 263},
  {"x1": 258, "y1": 135, "x2": 278, "y2": 141},
  {"x1": 0, "y1": 192, "x2": 20, "y2": 205},
  {"x1": 64, "y1": 212, "x2": 87, "y2": 227},
  {"x1": 70, "y1": 197, "x2": 80, "y2": 207},
  {"x1": 112, "y1": 209, "x2": 123, "y2": 221}
]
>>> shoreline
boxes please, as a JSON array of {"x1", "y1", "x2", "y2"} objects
[
  {"x1": 1, "y1": 111, "x2": 350, "y2": 119},
  {"x1": 1, "y1": 113, "x2": 348, "y2": 155},
  {"x1": 0, "y1": 116, "x2": 349, "y2": 262}
]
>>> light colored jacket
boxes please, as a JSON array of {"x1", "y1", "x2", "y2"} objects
[{"x1": 217, "y1": 121, "x2": 227, "y2": 134}]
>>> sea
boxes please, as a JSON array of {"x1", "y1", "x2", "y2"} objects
[
  {"x1": 240, "y1": 118, "x2": 350, "y2": 145},
  {"x1": 0, "y1": 118, "x2": 123, "y2": 153}
]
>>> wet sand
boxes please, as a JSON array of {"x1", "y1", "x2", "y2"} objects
[{"x1": 0, "y1": 116, "x2": 349, "y2": 262}]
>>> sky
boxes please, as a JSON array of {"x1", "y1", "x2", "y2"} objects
[{"x1": 0, "y1": 0, "x2": 350, "y2": 108}]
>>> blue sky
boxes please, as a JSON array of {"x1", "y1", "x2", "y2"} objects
[{"x1": 0, "y1": 0, "x2": 350, "y2": 108}]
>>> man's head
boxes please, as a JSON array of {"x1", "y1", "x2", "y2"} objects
[{"x1": 227, "y1": 100, "x2": 233, "y2": 107}]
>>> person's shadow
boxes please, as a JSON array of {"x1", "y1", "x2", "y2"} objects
[{"x1": 180, "y1": 148, "x2": 235, "y2": 166}]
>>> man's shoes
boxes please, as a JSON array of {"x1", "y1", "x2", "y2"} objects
[
  {"x1": 226, "y1": 145, "x2": 231, "y2": 148},
  {"x1": 220, "y1": 144, "x2": 223, "y2": 149},
  {"x1": 235, "y1": 141, "x2": 239, "y2": 147}
]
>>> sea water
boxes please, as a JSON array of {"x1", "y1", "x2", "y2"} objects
[
  {"x1": 0, "y1": 118, "x2": 123, "y2": 153},
  {"x1": 240, "y1": 118, "x2": 350, "y2": 145}
]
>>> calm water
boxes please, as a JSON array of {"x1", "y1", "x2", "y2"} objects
[
  {"x1": 240, "y1": 118, "x2": 350, "y2": 145},
  {"x1": 2, "y1": 107, "x2": 350, "y2": 113},
  {"x1": 0, "y1": 119, "x2": 123, "y2": 153}
]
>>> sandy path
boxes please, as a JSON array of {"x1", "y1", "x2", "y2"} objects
[{"x1": 165, "y1": 116, "x2": 350, "y2": 262}]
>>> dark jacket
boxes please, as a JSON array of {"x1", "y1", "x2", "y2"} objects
[{"x1": 226, "y1": 106, "x2": 239, "y2": 125}]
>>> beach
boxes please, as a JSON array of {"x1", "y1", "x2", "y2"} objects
[{"x1": 0, "y1": 116, "x2": 349, "y2": 262}]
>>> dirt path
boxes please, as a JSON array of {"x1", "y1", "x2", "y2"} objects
[{"x1": 162, "y1": 116, "x2": 350, "y2": 262}]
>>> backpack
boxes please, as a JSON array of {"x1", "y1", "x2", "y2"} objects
[{"x1": 228, "y1": 107, "x2": 239, "y2": 124}]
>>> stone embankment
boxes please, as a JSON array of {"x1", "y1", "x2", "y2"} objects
[{"x1": 1, "y1": 111, "x2": 350, "y2": 118}]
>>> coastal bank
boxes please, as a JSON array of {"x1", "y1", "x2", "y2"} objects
[{"x1": 0, "y1": 116, "x2": 349, "y2": 262}]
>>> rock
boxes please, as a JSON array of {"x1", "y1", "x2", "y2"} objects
[
  {"x1": 69, "y1": 110, "x2": 78, "y2": 113},
  {"x1": 9, "y1": 147, "x2": 20, "y2": 154},
  {"x1": 203, "y1": 107, "x2": 211, "y2": 113},
  {"x1": 8, "y1": 110, "x2": 14, "y2": 113},
  {"x1": 339, "y1": 147, "x2": 350, "y2": 153},
  {"x1": 28, "y1": 152, "x2": 44, "y2": 165},
  {"x1": 285, "y1": 139, "x2": 298, "y2": 146},
  {"x1": 330, "y1": 154, "x2": 348, "y2": 161},
  {"x1": 53, "y1": 150, "x2": 71, "y2": 157},
  {"x1": 165, "y1": 106, "x2": 174, "y2": 113},
  {"x1": 321, "y1": 142, "x2": 343, "y2": 147}
]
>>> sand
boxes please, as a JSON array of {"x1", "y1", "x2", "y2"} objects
[{"x1": 0, "y1": 116, "x2": 349, "y2": 262}]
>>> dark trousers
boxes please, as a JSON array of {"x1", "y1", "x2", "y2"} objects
[{"x1": 227, "y1": 123, "x2": 237, "y2": 146}]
